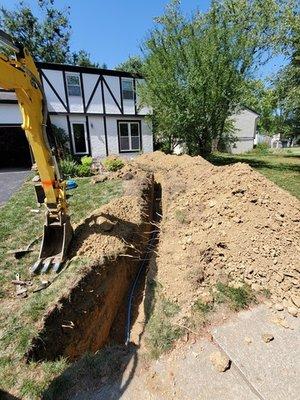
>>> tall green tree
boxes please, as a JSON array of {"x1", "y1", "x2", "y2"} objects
[
  {"x1": 71, "y1": 49, "x2": 107, "y2": 69},
  {"x1": 0, "y1": 0, "x2": 71, "y2": 63},
  {"x1": 116, "y1": 56, "x2": 144, "y2": 74},
  {"x1": 272, "y1": 8, "x2": 300, "y2": 138},
  {"x1": 140, "y1": 0, "x2": 296, "y2": 155}
]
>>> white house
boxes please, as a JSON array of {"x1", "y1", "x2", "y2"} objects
[
  {"x1": 228, "y1": 107, "x2": 260, "y2": 154},
  {"x1": 0, "y1": 62, "x2": 153, "y2": 168}
]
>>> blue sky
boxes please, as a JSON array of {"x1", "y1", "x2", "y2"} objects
[{"x1": 1, "y1": 0, "x2": 285, "y2": 77}]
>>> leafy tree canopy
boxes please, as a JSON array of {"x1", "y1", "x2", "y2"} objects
[
  {"x1": 139, "y1": 0, "x2": 298, "y2": 155},
  {"x1": 116, "y1": 56, "x2": 144, "y2": 75}
]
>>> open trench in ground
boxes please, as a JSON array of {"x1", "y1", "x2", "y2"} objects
[{"x1": 25, "y1": 174, "x2": 161, "y2": 363}]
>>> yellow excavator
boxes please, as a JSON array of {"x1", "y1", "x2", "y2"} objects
[{"x1": 0, "y1": 30, "x2": 73, "y2": 273}]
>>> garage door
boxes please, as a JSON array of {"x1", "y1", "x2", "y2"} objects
[{"x1": 0, "y1": 126, "x2": 32, "y2": 168}]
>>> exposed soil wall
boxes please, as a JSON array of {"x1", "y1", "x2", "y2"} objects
[{"x1": 26, "y1": 171, "x2": 154, "y2": 362}]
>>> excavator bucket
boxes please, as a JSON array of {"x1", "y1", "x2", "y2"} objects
[{"x1": 31, "y1": 216, "x2": 73, "y2": 274}]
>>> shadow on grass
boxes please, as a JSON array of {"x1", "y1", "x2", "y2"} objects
[
  {"x1": 206, "y1": 153, "x2": 300, "y2": 173},
  {"x1": 42, "y1": 345, "x2": 139, "y2": 400},
  {"x1": 0, "y1": 390, "x2": 21, "y2": 400}
]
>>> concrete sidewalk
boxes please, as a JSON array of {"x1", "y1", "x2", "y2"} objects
[
  {"x1": 0, "y1": 168, "x2": 30, "y2": 206},
  {"x1": 59, "y1": 305, "x2": 300, "y2": 400},
  {"x1": 213, "y1": 305, "x2": 300, "y2": 400}
]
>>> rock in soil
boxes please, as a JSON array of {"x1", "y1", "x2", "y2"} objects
[
  {"x1": 210, "y1": 351, "x2": 231, "y2": 372},
  {"x1": 262, "y1": 333, "x2": 274, "y2": 343},
  {"x1": 274, "y1": 303, "x2": 284, "y2": 311},
  {"x1": 287, "y1": 306, "x2": 298, "y2": 317}
]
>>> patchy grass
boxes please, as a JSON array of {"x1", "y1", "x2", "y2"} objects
[
  {"x1": 215, "y1": 282, "x2": 256, "y2": 311},
  {"x1": 190, "y1": 298, "x2": 214, "y2": 328},
  {"x1": 193, "y1": 299, "x2": 214, "y2": 315},
  {"x1": 260, "y1": 288, "x2": 272, "y2": 299},
  {"x1": 174, "y1": 209, "x2": 189, "y2": 224},
  {"x1": 0, "y1": 177, "x2": 122, "y2": 288},
  {"x1": 206, "y1": 148, "x2": 300, "y2": 199},
  {"x1": 0, "y1": 176, "x2": 122, "y2": 399},
  {"x1": 146, "y1": 293, "x2": 182, "y2": 359}
]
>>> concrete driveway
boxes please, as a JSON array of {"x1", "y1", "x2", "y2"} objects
[{"x1": 0, "y1": 168, "x2": 30, "y2": 206}]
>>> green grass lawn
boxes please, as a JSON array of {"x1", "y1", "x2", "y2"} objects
[
  {"x1": 206, "y1": 148, "x2": 300, "y2": 199},
  {"x1": 0, "y1": 176, "x2": 122, "y2": 399},
  {"x1": 0, "y1": 177, "x2": 122, "y2": 290}
]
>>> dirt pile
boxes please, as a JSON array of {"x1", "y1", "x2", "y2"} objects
[
  {"x1": 71, "y1": 170, "x2": 153, "y2": 261},
  {"x1": 129, "y1": 152, "x2": 300, "y2": 317}
]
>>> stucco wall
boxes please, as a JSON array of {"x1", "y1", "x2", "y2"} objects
[
  {"x1": 106, "y1": 116, "x2": 153, "y2": 158},
  {"x1": 0, "y1": 103, "x2": 22, "y2": 125},
  {"x1": 49, "y1": 114, "x2": 153, "y2": 159}
]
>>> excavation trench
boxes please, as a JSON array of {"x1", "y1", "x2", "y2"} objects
[{"x1": 26, "y1": 173, "x2": 161, "y2": 362}]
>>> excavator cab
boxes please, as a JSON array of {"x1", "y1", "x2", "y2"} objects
[{"x1": 0, "y1": 30, "x2": 73, "y2": 273}]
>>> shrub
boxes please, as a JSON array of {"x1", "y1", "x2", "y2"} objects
[
  {"x1": 253, "y1": 142, "x2": 270, "y2": 155},
  {"x1": 81, "y1": 155, "x2": 93, "y2": 166},
  {"x1": 76, "y1": 164, "x2": 92, "y2": 177},
  {"x1": 59, "y1": 158, "x2": 78, "y2": 178},
  {"x1": 59, "y1": 156, "x2": 94, "y2": 178},
  {"x1": 103, "y1": 156, "x2": 124, "y2": 172}
]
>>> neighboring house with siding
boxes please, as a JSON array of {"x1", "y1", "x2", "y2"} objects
[
  {"x1": 174, "y1": 107, "x2": 260, "y2": 155},
  {"x1": 0, "y1": 62, "x2": 153, "y2": 168},
  {"x1": 228, "y1": 107, "x2": 260, "y2": 154}
]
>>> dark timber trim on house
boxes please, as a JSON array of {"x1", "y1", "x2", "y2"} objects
[
  {"x1": 102, "y1": 76, "x2": 123, "y2": 114},
  {"x1": 133, "y1": 78, "x2": 138, "y2": 116},
  {"x1": 100, "y1": 77, "x2": 109, "y2": 156},
  {"x1": 0, "y1": 123, "x2": 22, "y2": 127},
  {"x1": 80, "y1": 72, "x2": 86, "y2": 113},
  {"x1": 0, "y1": 100, "x2": 18, "y2": 104},
  {"x1": 1, "y1": 62, "x2": 149, "y2": 158},
  {"x1": 36, "y1": 62, "x2": 143, "y2": 79},
  {"x1": 40, "y1": 70, "x2": 68, "y2": 112},
  {"x1": 62, "y1": 70, "x2": 70, "y2": 113}
]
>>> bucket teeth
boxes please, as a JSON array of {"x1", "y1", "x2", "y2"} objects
[
  {"x1": 52, "y1": 259, "x2": 62, "y2": 273},
  {"x1": 30, "y1": 216, "x2": 73, "y2": 274},
  {"x1": 41, "y1": 258, "x2": 52, "y2": 274},
  {"x1": 31, "y1": 260, "x2": 43, "y2": 274}
]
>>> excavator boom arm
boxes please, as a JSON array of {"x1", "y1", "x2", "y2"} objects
[
  {"x1": 0, "y1": 50, "x2": 61, "y2": 208},
  {"x1": 0, "y1": 30, "x2": 72, "y2": 273}
]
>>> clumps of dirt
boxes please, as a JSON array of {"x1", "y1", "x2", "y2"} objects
[
  {"x1": 71, "y1": 170, "x2": 153, "y2": 261},
  {"x1": 71, "y1": 196, "x2": 144, "y2": 260},
  {"x1": 130, "y1": 152, "x2": 300, "y2": 320}
]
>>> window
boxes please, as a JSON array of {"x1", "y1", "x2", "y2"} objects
[
  {"x1": 121, "y1": 78, "x2": 134, "y2": 100},
  {"x1": 71, "y1": 122, "x2": 87, "y2": 154},
  {"x1": 118, "y1": 121, "x2": 141, "y2": 152},
  {"x1": 66, "y1": 74, "x2": 81, "y2": 96}
]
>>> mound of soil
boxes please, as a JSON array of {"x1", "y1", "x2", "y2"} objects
[
  {"x1": 71, "y1": 171, "x2": 153, "y2": 261},
  {"x1": 129, "y1": 152, "x2": 300, "y2": 318}
]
